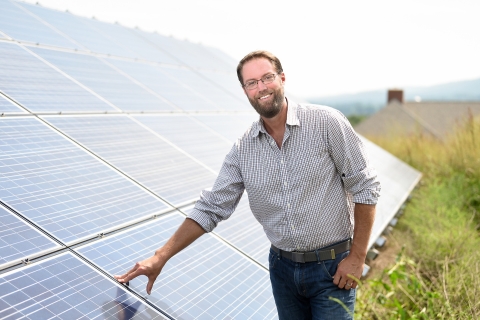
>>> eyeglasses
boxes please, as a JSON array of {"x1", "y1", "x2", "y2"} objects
[{"x1": 243, "y1": 73, "x2": 279, "y2": 90}]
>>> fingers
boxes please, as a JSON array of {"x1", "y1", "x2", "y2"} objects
[
  {"x1": 332, "y1": 255, "x2": 363, "y2": 290},
  {"x1": 333, "y1": 275, "x2": 356, "y2": 290},
  {"x1": 333, "y1": 268, "x2": 358, "y2": 290},
  {"x1": 114, "y1": 262, "x2": 142, "y2": 283},
  {"x1": 146, "y1": 277, "x2": 156, "y2": 295}
]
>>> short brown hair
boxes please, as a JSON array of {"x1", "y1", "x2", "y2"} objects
[{"x1": 236, "y1": 50, "x2": 283, "y2": 85}]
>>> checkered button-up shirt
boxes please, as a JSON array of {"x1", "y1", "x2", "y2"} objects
[{"x1": 188, "y1": 100, "x2": 381, "y2": 252}]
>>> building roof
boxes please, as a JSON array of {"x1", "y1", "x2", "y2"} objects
[{"x1": 355, "y1": 101, "x2": 480, "y2": 139}]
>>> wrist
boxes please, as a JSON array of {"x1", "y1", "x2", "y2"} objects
[
  {"x1": 349, "y1": 243, "x2": 367, "y2": 261},
  {"x1": 154, "y1": 248, "x2": 169, "y2": 261}
]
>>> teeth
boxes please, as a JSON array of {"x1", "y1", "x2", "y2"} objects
[{"x1": 259, "y1": 94, "x2": 270, "y2": 100}]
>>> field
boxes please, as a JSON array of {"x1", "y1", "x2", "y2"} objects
[{"x1": 355, "y1": 115, "x2": 480, "y2": 319}]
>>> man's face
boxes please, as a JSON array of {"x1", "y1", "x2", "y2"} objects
[{"x1": 241, "y1": 58, "x2": 286, "y2": 118}]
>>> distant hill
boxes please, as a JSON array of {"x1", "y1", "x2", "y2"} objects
[{"x1": 308, "y1": 78, "x2": 480, "y2": 116}]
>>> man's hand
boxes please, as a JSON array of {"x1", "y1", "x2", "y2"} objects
[
  {"x1": 114, "y1": 253, "x2": 166, "y2": 295},
  {"x1": 114, "y1": 218, "x2": 206, "y2": 295},
  {"x1": 333, "y1": 203, "x2": 376, "y2": 290},
  {"x1": 332, "y1": 253, "x2": 364, "y2": 290}
]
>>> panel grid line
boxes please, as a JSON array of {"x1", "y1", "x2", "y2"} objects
[
  {"x1": 21, "y1": 45, "x2": 122, "y2": 112},
  {"x1": 10, "y1": 0, "x2": 85, "y2": 50}
]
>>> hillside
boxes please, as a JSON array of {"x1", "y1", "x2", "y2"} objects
[{"x1": 308, "y1": 77, "x2": 480, "y2": 116}]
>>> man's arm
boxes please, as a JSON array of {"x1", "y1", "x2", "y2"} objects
[
  {"x1": 333, "y1": 203, "x2": 375, "y2": 289},
  {"x1": 114, "y1": 218, "x2": 205, "y2": 294}
]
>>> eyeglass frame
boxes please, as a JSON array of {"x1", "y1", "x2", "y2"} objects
[{"x1": 242, "y1": 73, "x2": 280, "y2": 90}]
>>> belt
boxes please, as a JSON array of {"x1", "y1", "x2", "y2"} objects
[{"x1": 271, "y1": 239, "x2": 351, "y2": 263}]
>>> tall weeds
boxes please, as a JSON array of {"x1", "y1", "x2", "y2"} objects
[{"x1": 355, "y1": 115, "x2": 480, "y2": 319}]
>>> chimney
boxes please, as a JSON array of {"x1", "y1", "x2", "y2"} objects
[{"x1": 387, "y1": 89, "x2": 404, "y2": 103}]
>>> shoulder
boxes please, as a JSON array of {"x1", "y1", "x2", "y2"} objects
[
  {"x1": 297, "y1": 103, "x2": 346, "y2": 119},
  {"x1": 232, "y1": 118, "x2": 260, "y2": 149},
  {"x1": 294, "y1": 103, "x2": 349, "y2": 128}
]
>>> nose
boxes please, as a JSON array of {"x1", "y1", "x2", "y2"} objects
[{"x1": 257, "y1": 79, "x2": 268, "y2": 91}]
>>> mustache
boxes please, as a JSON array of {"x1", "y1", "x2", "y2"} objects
[{"x1": 255, "y1": 89, "x2": 272, "y2": 99}]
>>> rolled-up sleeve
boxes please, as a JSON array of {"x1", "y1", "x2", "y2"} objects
[
  {"x1": 326, "y1": 109, "x2": 381, "y2": 204},
  {"x1": 188, "y1": 143, "x2": 245, "y2": 232}
]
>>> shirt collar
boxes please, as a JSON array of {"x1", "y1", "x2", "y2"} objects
[{"x1": 250, "y1": 97, "x2": 300, "y2": 138}]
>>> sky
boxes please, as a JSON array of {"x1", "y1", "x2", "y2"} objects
[{"x1": 22, "y1": 0, "x2": 480, "y2": 99}]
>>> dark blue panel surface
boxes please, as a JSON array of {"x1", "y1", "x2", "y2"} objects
[
  {"x1": 134, "y1": 115, "x2": 232, "y2": 172},
  {"x1": 30, "y1": 47, "x2": 176, "y2": 112},
  {"x1": 0, "y1": 42, "x2": 115, "y2": 113},
  {"x1": 0, "y1": 206, "x2": 59, "y2": 267},
  {"x1": 0, "y1": 0, "x2": 77, "y2": 48},
  {"x1": 0, "y1": 117, "x2": 170, "y2": 244},
  {"x1": 0, "y1": 252, "x2": 166, "y2": 319},
  {"x1": 44, "y1": 115, "x2": 217, "y2": 206},
  {"x1": 77, "y1": 212, "x2": 278, "y2": 319}
]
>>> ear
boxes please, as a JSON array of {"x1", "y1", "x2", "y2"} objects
[{"x1": 280, "y1": 72, "x2": 286, "y2": 85}]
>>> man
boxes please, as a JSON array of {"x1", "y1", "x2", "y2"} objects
[{"x1": 115, "y1": 50, "x2": 381, "y2": 319}]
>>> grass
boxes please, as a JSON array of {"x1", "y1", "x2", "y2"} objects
[
  {"x1": 355, "y1": 114, "x2": 480, "y2": 319},
  {"x1": 347, "y1": 114, "x2": 368, "y2": 126}
]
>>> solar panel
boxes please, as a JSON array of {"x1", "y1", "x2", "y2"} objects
[
  {"x1": 107, "y1": 59, "x2": 221, "y2": 112},
  {"x1": 0, "y1": 42, "x2": 115, "y2": 113},
  {"x1": 17, "y1": 1, "x2": 138, "y2": 58},
  {"x1": 192, "y1": 113, "x2": 259, "y2": 142},
  {"x1": 361, "y1": 137, "x2": 422, "y2": 248},
  {"x1": 29, "y1": 47, "x2": 176, "y2": 112},
  {"x1": 0, "y1": 205, "x2": 60, "y2": 269},
  {"x1": 81, "y1": 18, "x2": 180, "y2": 65},
  {"x1": 205, "y1": 46, "x2": 238, "y2": 70},
  {"x1": 0, "y1": 1, "x2": 423, "y2": 317},
  {"x1": 0, "y1": 117, "x2": 170, "y2": 244},
  {"x1": 134, "y1": 114, "x2": 232, "y2": 172},
  {"x1": 0, "y1": 252, "x2": 166, "y2": 319},
  {"x1": 43, "y1": 115, "x2": 217, "y2": 206},
  {"x1": 161, "y1": 67, "x2": 249, "y2": 111},
  {"x1": 133, "y1": 30, "x2": 233, "y2": 72},
  {"x1": 201, "y1": 69, "x2": 248, "y2": 103},
  {"x1": 183, "y1": 194, "x2": 271, "y2": 268},
  {"x1": 170, "y1": 40, "x2": 234, "y2": 71},
  {"x1": 0, "y1": 0, "x2": 78, "y2": 49},
  {"x1": 76, "y1": 212, "x2": 278, "y2": 319},
  {"x1": 0, "y1": 94, "x2": 25, "y2": 113}
]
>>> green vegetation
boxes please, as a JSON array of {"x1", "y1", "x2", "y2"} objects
[
  {"x1": 347, "y1": 114, "x2": 368, "y2": 126},
  {"x1": 355, "y1": 115, "x2": 480, "y2": 319}
]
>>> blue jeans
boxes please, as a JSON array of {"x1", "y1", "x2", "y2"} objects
[{"x1": 269, "y1": 246, "x2": 356, "y2": 320}]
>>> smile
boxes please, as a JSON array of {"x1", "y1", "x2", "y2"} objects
[{"x1": 259, "y1": 94, "x2": 272, "y2": 100}]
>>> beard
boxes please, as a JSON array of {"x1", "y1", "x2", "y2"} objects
[{"x1": 247, "y1": 86, "x2": 285, "y2": 118}]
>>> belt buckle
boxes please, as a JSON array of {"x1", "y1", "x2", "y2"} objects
[{"x1": 292, "y1": 252, "x2": 305, "y2": 263}]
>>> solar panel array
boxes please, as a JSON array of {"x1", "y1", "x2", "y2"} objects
[{"x1": 0, "y1": 0, "x2": 421, "y2": 318}]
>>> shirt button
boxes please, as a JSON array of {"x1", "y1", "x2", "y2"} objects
[
  {"x1": 291, "y1": 225, "x2": 295, "y2": 230},
  {"x1": 287, "y1": 203, "x2": 290, "y2": 208},
  {"x1": 281, "y1": 160, "x2": 284, "y2": 164},
  {"x1": 284, "y1": 182, "x2": 287, "y2": 186}
]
